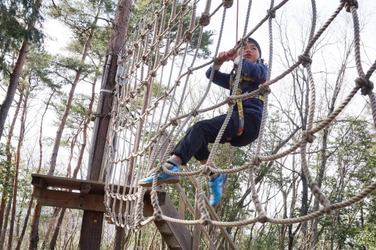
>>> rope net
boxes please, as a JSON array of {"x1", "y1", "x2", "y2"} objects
[{"x1": 102, "y1": 0, "x2": 375, "y2": 235}]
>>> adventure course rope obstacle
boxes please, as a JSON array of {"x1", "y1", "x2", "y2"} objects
[{"x1": 102, "y1": 0, "x2": 376, "y2": 238}]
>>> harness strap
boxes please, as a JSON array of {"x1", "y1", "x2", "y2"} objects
[{"x1": 228, "y1": 75, "x2": 264, "y2": 141}]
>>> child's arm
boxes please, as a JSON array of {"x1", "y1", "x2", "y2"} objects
[
  {"x1": 205, "y1": 67, "x2": 231, "y2": 89},
  {"x1": 239, "y1": 59, "x2": 268, "y2": 81}
]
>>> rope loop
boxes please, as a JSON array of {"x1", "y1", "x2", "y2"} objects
[
  {"x1": 302, "y1": 131, "x2": 315, "y2": 143},
  {"x1": 267, "y1": 9, "x2": 276, "y2": 18},
  {"x1": 172, "y1": 47, "x2": 179, "y2": 56},
  {"x1": 199, "y1": 13, "x2": 211, "y2": 27},
  {"x1": 183, "y1": 30, "x2": 193, "y2": 41},
  {"x1": 298, "y1": 54, "x2": 312, "y2": 68},
  {"x1": 222, "y1": 0, "x2": 233, "y2": 8},
  {"x1": 341, "y1": 0, "x2": 359, "y2": 12},
  {"x1": 252, "y1": 156, "x2": 262, "y2": 166},
  {"x1": 258, "y1": 84, "x2": 271, "y2": 95},
  {"x1": 202, "y1": 165, "x2": 211, "y2": 176},
  {"x1": 154, "y1": 211, "x2": 162, "y2": 220},
  {"x1": 355, "y1": 77, "x2": 374, "y2": 95}
]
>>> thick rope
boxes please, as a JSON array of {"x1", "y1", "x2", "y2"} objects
[{"x1": 103, "y1": 0, "x2": 376, "y2": 238}]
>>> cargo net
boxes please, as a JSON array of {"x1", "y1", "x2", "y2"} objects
[{"x1": 102, "y1": 0, "x2": 375, "y2": 235}]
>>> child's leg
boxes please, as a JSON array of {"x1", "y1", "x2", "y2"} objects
[{"x1": 172, "y1": 113, "x2": 239, "y2": 164}]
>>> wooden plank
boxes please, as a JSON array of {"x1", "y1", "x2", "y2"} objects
[
  {"x1": 31, "y1": 174, "x2": 106, "y2": 194},
  {"x1": 33, "y1": 188, "x2": 105, "y2": 212},
  {"x1": 156, "y1": 192, "x2": 192, "y2": 250}
]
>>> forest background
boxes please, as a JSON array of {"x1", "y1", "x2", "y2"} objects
[{"x1": 0, "y1": 0, "x2": 376, "y2": 249}]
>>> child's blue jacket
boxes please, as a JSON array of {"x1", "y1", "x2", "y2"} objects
[{"x1": 206, "y1": 58, "x2": 268, "y2": 119}]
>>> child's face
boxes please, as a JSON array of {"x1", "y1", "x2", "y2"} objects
[{"x1": 237, "y1": 42, "x2": 259, "y2": 63}]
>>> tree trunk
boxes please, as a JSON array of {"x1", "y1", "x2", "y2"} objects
[
  {"x1": 0, "y1": 86, "x2": 24, "y2": 248},
  {"x1": 49, "y1": 208, "x2": 66, "y2": 250},
  {"x1": 0, "y1": 195, "x2": 12, "y2": 249},
  {"x1": 0, "y1": 0, "x2": 42, "y2": 141},
  {"x1": 8, "y1": 86, "x2": 27, "y2": 250},
  {"x1": 29, "y1": 91, "x2": 54, "y2": 250},
  {"x1": 29, "y1": 202, "x2": 41, "y2": 250},
  {"x1": 81, "y1": 0, "x2": 132, "y2": 249},
  {"x1": 15, "y1": 197, "x2": 34, "y2": 250},
  {"x1": 0, "y1": 41, "x2": 28, "y2": 142}
]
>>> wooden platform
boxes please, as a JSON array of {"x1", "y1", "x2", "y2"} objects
[
  {"x1": 31, "y1": 174, "x2": 165, "y2": 214},
  {"x1": 31, "y1": 174, "x2": 192, "y2": 250}
]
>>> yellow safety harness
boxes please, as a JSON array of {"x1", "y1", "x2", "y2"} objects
[{"x1": 230, "y1": 75, "x2": 264, "y2": 137}]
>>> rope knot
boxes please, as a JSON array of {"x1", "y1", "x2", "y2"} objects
[
  {"x1": 258, "y1": 84, "x2": 271, "y2": 95},
  {"x1": 187, "y1": 67, "x2": 193, "y2": 74},
  {"x1": 191, "y1": 109, "x2": 199, "y2": 117},
  {"x1": 226, "y1": 96, "x2": 236, "y2": 106},
  {"x1": 183, "y1": 30, "x2": 193, "y2": 41},
  {"x1": 355, "y1": 77, "x2": 373, "y2": 95},
  {"x1": 302, "y1": 131, "x2": 315, "y2": 143},
  {"x1": 258, "y1": 214, "x2": 268, "y2": 224},
  {"x1": 127, "y1": 49, "x2": 133, "y2": 55},
  {"x1": 170, "y1": 118, "x2": 178, "y2": 126},
  {"x1": 298, "y1": 54, "x2": 312, "y2": 68},
  {"x1": 341, "y1": 0, "x2": 358, "y2": 12},
  {"x1": 267, "y1": 9, "x2": 276, "y2": 18},
  {"x1": 222, "y1": 0, "x2": 233, "y2": 8},
  {"x1": 150, "y1": 70, "x2": 157, "y2": 77},
  {"x1": 160, "y1": 59, "x2": 167, "y2": 66},
  {"x1": 199, "y1": 13, "x2": 211, "y2": 27}
]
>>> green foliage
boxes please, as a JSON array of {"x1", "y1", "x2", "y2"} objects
[
  {"x1": 130, "y1": 0, "x2": 214, "y2": 59},
  {"x1": 0, "y1": 143, "x2": 14, "y2": 194},
  {"x1": 0, "y1": 0, "x2": 44, "y2": 74}
]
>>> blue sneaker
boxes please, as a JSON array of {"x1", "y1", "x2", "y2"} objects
[
  {"x1": 138, "y1": 165, "x2": 180, "y2": 187},
  {"x1": 209, "y1": 174, "x2": 228, "y2": 206}
]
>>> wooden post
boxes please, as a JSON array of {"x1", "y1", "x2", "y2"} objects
[{"x1": 79, "y1": 0, "x2": 132, "y2": 249}]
